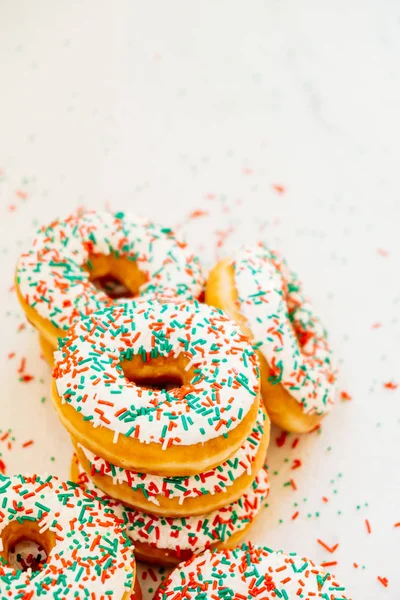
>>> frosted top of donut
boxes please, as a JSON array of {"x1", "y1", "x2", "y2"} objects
[
  {"x1": 75, "y1": 459, "x2": 269, "y2": 553},
  {"x1": 78, "y1": 404, "x2": 267, "y2": 505},
  {"x1": 54, "y1": 300, "x2": 260, "y2": 447},
  {"x1": 0, "y1": 474, "x2": 134, "y2": 599},
  {"x1": 156, "y1": 543, "x2": 350, "y2": 599},
  {"x1": 16, "y1": 210, "x2": 204, "y2": 331},
  {"x1": 234, "y1": 244, "x2": 336, "y2": 415}
]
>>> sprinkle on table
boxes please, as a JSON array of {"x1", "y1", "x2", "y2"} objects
[
  {"x1": 383, "y1": 381, "x2": 398, "y2": 390},
  {"x1": 317, "y1": 539, "x2": 339, "y2": 553}
]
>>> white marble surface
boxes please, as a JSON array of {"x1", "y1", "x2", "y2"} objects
[{"x1": 1, "y1": 2, "x2": 399, "y2": 598}]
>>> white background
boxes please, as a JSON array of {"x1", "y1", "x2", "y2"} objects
[{"x1": 0, "y1": 2, "x2": 399, "y2": 598}]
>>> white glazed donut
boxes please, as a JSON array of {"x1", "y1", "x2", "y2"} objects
[
  {"x1": 206, "y1": 243, "x2": 337, "y2": 432},
  {"x1": 52, "y1": 300, "x2": 261, "y2": 476},
  {"x1": 155, "y1": 543, "x2": 351, "y2": 599},
  {"x1": 16, "y1": 209, "x2": 205, "y2": 353},
  {"x1": 0, "y1": 473, "x2": 136, "y2": 599}
]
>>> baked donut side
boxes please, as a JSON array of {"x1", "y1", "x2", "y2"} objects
[
  {"x1": 72, "y1": 402, "x2": 270, "y2": 516},
  {"x1": 71, "y1": 456, "x2": 270, "y2": 567}
]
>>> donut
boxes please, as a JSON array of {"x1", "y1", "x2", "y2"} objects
[
  {"x1": 71, "y1": 455, "x2": 270, "y2": 566},
  {"x1": 0, "y1": 473, "x2": 137, "y2": 599},
  {"x1": 155, "y1": 543, "x2": 351, "y2": 599},
  {"x1": 16, "y1": 209, "x2": 205, "y2": 357},
  {"x1": 206, "y1": 244, "x2": 337, "y2": 433},
  {"x1": 52, "y1": 300, "x2": 261, "y2": 476},
  {"x1": 72, "y1": 401, "x2": 269, "y2": 516}
]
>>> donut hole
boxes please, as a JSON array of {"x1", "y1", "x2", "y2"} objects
[
  {"x1": 91, "y1": 273, "x2": 133, "y2": 300},
  {"x1": 84, "y1": 254, "x2": 148, "y2": 300},
  {"x1": 1, "y1": 521, "x2": 55, "y2": 572},
  {"x1": 120, "y1": 354, "x2": 191, "y2": 392}
]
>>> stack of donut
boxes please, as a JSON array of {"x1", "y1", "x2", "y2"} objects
[
  {"x1": 54, "y1": 298, "x2": 270, "y2": 564},
  {"x1": 13, "y1": 209, "x2": 341, "y2": 596},
  {"x1": 15, "y1": 210, "x2": 274, "y2": 566}
]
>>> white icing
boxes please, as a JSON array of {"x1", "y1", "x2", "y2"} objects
[
  {"x1": 17, "y1": 210, "x2": 204, "y2": 331},
  {"x1": 74, "y1": 459, "x2": 269, "y2": 553},
  {"x1": 157, "y1": 544, "x2": 349, "y2": 598},
  {"x1": 54, "y1": 300, "x2": 260, "y2": 446},
  {"x1": 234, "y1": 245, "x2": 336, "y2": 415},
  {"x1": 0, "y1": 474, "x2": 134, "y2": 598}
]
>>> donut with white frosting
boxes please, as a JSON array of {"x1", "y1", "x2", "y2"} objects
[
  {"x1": 16, "y1": 209, "x2": 205, "y2": 356},
  {"x1": 0, "y1": 473, "x2": 137, "y2": 599},
  {"x1": 53, "y1": 300, "x2": 261, "y2": 475},
  {"x1": 206, "y1": 243, "x2": 337, "y2": 433},
  {"x1": 155, "y1": 543, "x2": 351, "y2": 599}
]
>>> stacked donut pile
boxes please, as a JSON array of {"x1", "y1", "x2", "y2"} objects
[
  {"x1": 10, "y1": 209, "x2": 341, "y2": 598},
  {"x1": 15, "y1": 210, "x2": 275, "y2": 565},
  {"x1": 56, "y1": 298, "x2": 271, "y2": 565}
]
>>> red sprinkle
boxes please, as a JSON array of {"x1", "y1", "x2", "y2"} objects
[
  {"x1": 377, "y1": 576, "x2": 389, "y2": 587},
  {"x1": 340, "y1": 390, "x2": 352, "y2": 401},
  {"x1": 22, "y1": 440, "x2": 34, "y2": 448},
  {"x1": 365, "y1": 519, "x2": 371, "y2": 534},
  {"x1": 377, "y1": 248, "x2": 389, "y2": 257},
  {"x1": 309, "y1": 424, "x2": 321, "y2": 434},
  {"x1": 147, "y1": 568, "x2": 158, "y2": 582},
  {"x1": 189, "y1": 210, "x2": 209, "y2": 220},
  {"x1": 276, "y1": 431, "x2": 287, "y2": 447},
  {"x1": 384, "y1": 381, "x2": 398, "y2": 390},
  {"x1": 272, "y1": 184, "x2": 285, "y2": 194},
  {"x1": 317, "y1": 539, "x2": 339, "y2": 554}
]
